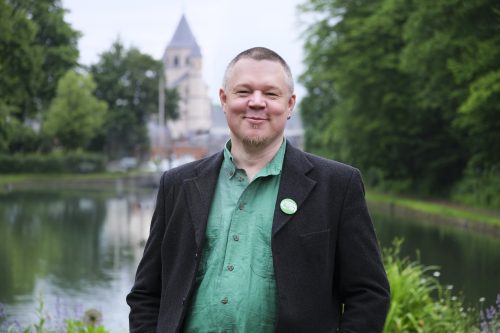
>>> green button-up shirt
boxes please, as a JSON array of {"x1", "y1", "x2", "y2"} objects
[{"x1": 183, "y1": 140, "x2": 286, "y2": 333}]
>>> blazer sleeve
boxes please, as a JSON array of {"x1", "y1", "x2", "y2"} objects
[
  {"x1": 337, "y1": 169, "x2": 391, "y2": 332},
  {"x1": 126, "y1": 172, "x2": 170, "y2": 332}
]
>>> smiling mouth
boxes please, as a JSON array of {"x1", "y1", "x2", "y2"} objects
[{"x1": 245, "y1": 116, "x2": 268, "y2": 124}]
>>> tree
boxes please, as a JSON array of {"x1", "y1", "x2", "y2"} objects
[
  {"x1": 299, "y1": 0, "x2": 499, "y2": 196},
  {"x1": 90, "y1": 39, "x2": 178, "y2": 159},
  {"x1": 0, "y1": 102, "x2": 18, "y2": 153},
  {"x1": 0, "y1": 0, "x2": 41, "y2": 150},
  {"x1": 399, "y1": 0, "x2": 500, "y2": 200},
  {"x1": 300, "y1": 0, "x2": 427, "y2": 191},
  {"x1": 44, "y1": 70, "x2": 107, "y2": 150},
  {"x1": 0, "y1": 0, "x2": 80, "y2": 152},
  {"x1": 165, "y1": 86, "x2": 180, "y2": 121},
  {"x1": 0, "y1": 0, "x2": 79, "y2": 121},
  {"x1": 29, "y1": 0, "x2": 81, "y2": 115}
]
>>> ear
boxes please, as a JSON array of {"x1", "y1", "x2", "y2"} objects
[
  {"x1": 219, "y1": 88, "x2": 227, "y2": 111},
  {"x1": 287, "y1": 94, "x2": 296, "y2": 117}
]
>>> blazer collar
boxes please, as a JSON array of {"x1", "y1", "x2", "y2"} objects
[
  {"x1": 272, "y1": 142, "x2": 316, "y2": 235},
  {"x1": 184, "y1": 152, "x2": 223, "y2": 249}
]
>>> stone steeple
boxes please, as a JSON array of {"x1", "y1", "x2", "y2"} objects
[
  {"x1": 163, "y1": 15, "x2": 211, "y2": 139},
  {"x1": 166, "y1": 15, "x2": 201, "y2": 57}
]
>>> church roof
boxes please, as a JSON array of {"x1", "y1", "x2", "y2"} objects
[{"x1": 167, "y1": 15, "x2": 202, "y2": 57}]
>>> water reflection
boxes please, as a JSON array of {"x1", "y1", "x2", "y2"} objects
[
  {"x1": 372, "y1": 208, "x2": 500, "y2": 305},
  {"x1": 0, "y1": 188, "x2": 155, "y2": 332},
  {"x1": 1, "y1": 188, "x2": 499, "y2": 331}
]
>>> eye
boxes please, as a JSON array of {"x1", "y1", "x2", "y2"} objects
[
  {"x1": 236, "y1": 90, "x2": 250, "y2": 96},
  {"x1": 265, "y1": 92, "x2": 279, "y2": 98}
]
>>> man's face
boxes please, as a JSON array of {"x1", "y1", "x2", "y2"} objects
[{"x1": 219, "y1": 58, "x2": 296, "y2": 149}]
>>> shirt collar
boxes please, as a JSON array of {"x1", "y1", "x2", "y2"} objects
[{"x1": 222, "y1": 139, "x2": 287, "y2": 179}]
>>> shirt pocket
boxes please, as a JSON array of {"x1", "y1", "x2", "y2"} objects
[{"x1": 250, "y1": 214, "x2": 275, "y2": 279}]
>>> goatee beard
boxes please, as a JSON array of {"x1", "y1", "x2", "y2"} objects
[{"x1": 242, "y1": 136, "x2": 268, "y2": 147}]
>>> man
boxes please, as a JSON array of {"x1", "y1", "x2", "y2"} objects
[{"x1": 127, "y1": 47, "x2": 390, "y2": 332}]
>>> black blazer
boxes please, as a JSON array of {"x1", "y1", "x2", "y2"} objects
[{"x1": 127, "y1": 142, "x2": 390, "y2": 332}]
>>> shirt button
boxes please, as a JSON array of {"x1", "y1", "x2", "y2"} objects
[
  {"x1": 233, "y1": 234, "x2": 239, "y2": 241},
  {"x1": 238, "y1": 203, "x2": 245, "y2": 210},
  {"x1": 227, "y1": 265, "x2": 234, "y2": 271},
  {"x1": 229, "y1": 171, "x2": 234, "y2": 177},
  {"x1": 221, "y1": 297, "x2": 228, "y2": 304}
]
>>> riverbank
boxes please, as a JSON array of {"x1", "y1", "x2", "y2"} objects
[
  {"x1": 367, "y1": 191, "x2": 500, "y2": 237},
  {"x1": 2, "y1": 173, "x2": 499, "y2": 236},
  {"x1": 0, "y1": 172, "x2": 160, "y2": 191}
]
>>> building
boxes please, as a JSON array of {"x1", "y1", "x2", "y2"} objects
[{"x1": 162, "y1": 15, "x2": 212, "y2": 139}]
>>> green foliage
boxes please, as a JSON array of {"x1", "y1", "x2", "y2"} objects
[
  {"x1": 382, "y1": 239, "x2": 480, "y2": 332},
  {"x1": 299, "y1": 0, "x2": 500, "y2": 197},
  {"x1": 90, "y1": 39, "x2": 176, "y2": 159},
  {"x1": 452, "y1": 166, "x2": 500, "y2": 210},
  {"x1": 65, "y1": 320, "x2": 109, "y2": 333},
  {"x1": 0, "y1": 151, "x2": 106, "y2": 173},
  {"x1": 0, "y1": 103, "x2": 20, "y2": 153},
  {"x1": 28, "y1": 0, "x2": 81, "y2": 114},
  {"x1": 0, "y1": 0, "x2": 80, "y2": 155},
  {"x1": 0, "y1": 0, "x2": 80, "y2": 121},
  {"x1": 0, "y1": 296, "x2": 109, "y2": 333},
  {"x1": 165, "y1": 86, "x2": 180, "y2": 121},
  {"x1": 43, "y1": 70, "x2": 107, "y2": 150},
  {"x1": 0, "y1": 0, "x2": 42, "y2": 121},
  {"x1": 455, "y1": 70, "x2": 500, "y2": 172}
]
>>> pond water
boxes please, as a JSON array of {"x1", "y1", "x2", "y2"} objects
[
  {"x1": 371, "y1": 207, "x2": 500, "y2": 305},
  {"x1": 0, "y1": 185, "x2": 499, "y2": 332},
  {"x1": 0, "y1": 185, "x2": 155, "y2": 332}
]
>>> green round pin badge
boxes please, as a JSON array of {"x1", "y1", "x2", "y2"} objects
[{"x1": 280, "y1": 198, "x2": 297, "y2": 215}]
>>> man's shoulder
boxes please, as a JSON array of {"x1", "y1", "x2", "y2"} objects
[
  {"x1": 287, "y1": 144, "x2": 357, "y2": 176},
  {"x1": 303, "y1": 151, "x2": 356, "y2": 171},
  {"x1": 160, "y1": 151, "x2": 223, "y2": 184}
]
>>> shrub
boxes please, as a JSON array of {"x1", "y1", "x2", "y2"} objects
[
  {"x1": 0, "y1": 151, "x2": 106, "y2": 173},
  {"x1": 451, "y1": 167, "x2": 500, "y2": 210}
]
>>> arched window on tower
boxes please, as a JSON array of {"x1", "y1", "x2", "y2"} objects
[
  {"x1": 173, "y1": 56, "x2": 179, "y2": 67},
  {"x1": 185, "y1": 57, "x2": 190, "y2": 65}
]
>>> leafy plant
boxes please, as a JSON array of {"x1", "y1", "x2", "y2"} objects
[
  {"x1": 0, "y1": 298, "x2": 110, "y2": 333},
  {"x1": 65, "y1": 319, "x2": 109, "y2": 333},
  {"x1": 382, "y1": 239, "x2": 480, "y2": 332}
]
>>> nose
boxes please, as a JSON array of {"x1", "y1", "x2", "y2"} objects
[{"x1": 248, "y1": 91, "x2": 265, "y2": 109}]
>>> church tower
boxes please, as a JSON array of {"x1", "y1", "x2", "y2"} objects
[{"x1": 163, "y1": 15, "x2": 212, "y2": 139}]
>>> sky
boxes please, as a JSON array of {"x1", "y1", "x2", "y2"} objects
[{"x1": 63, "y1": 0, "x2": 309, "y2": 104}]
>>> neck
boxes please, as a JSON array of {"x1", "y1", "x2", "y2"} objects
[{"x1": 230, "y1": 136, "x2": 284, "y2": 181}]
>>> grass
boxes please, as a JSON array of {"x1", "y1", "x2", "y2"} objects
[
  {"x1": 367, "y1": 191, "x2": 500, "y2": 227},
  {"x1": 0, "y1": 173, "x2": 115, "y2": 185},
  {"x1": 0, "y1": 171, "x2": 149, "y2": 186}
]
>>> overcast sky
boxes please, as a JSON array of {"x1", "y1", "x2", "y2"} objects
[{"x1": 63, "y1": 0, "x2": 308, "y2": 104}]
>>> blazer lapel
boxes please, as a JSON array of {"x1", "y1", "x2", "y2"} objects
[
  {"x1": 184, "y1": 152, "x2": 223, "y2": 249},
  {"x1": 273, "y1": 143, "x2": 316, "y2": 235}
]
